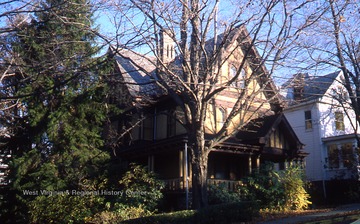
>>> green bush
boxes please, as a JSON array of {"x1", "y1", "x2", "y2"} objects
[
  {"x1": 87, "y1": 163, "x2": 164, "y2": 223},
  {"x1": 122, "y1": 201, "x2": 257, "y2": 224},
  {"x1": 118, "y1": 163, "x2": 164, "y2": 211},
  {"x1": 239, "y1": 162, "x2": 285, "y2": 210},
  {"x1": 207, "y1": 182, "x2": 241, "y2": 204},
  {"x1": 282, "y1": 165, "x2": 312, "y2": 210},
  {"x1": 87, "y1": 204, "x2": 152, "y2": 224},
  {"x1": 29, "y1": 194, "x2": 104, "y2": 224},
  {"x1": 238, "y1": 162, "x2": 311, "y2": 211}
]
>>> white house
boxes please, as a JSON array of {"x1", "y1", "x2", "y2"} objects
[{"x1": 281, "y1": 71, "x2": 360, "y2": 189}]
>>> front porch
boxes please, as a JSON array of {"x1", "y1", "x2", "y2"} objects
[{"x1": 160, "y1": 150, "x2": 259, "y2": 192}]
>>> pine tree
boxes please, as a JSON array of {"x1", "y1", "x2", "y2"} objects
[{"x1": 0, "y1": 0, "x2": 111, "y2": 222}]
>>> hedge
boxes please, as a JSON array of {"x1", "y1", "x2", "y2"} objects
[{"x1": 121, "y1": 201, "x2": 258, "y2": 224}]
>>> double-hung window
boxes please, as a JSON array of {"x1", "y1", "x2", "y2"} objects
[
  {"x1": 305, "y1": 110, "x2": 312, "y2": 130},
  {"x1": 335, "y1": 112, "x2": 345, "y2": 131}
]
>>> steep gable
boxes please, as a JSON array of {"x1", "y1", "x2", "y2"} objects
[{"x1": 110, "y1": 26, "x2": 281, "y2": 111}]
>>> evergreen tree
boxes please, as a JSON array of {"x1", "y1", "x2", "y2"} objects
[{"x1": 0, "y1": 0, "x2": 112, "y2": 222}]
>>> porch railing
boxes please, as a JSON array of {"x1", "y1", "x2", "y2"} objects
[
  {"x1": 207, "y1": 179, "x2": 243, "y2": 192},
  {"x1": 163, "y1": 178, "x2": 242, "y2": 192}
]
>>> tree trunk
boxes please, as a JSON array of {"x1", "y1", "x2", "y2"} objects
[{"x1": 189, "y1": 128, "x2": 209, "y2": 209}]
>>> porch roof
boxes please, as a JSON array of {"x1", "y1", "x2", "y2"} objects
[
  {"x1": 118, "y1": 134, "x2": 261, "y2": 158},
  {"x1": 117, "y1": 113, "x2": 307, "y2": 159}
]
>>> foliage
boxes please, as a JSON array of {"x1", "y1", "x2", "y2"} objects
[
  {"x1": 343, "y1": 181, "x2": 360, "y2": 203},
  {"x1": 118, "y1": 163, "x2": 164, "y2": 211},
  {"x1": 282, "y1": 165, "x2": 312, "y2": 210},
  {"x1": 239, "y1": 162, "x2": 286, "y2": 210},
  {"x1": 239, "y1": 163, "x2": 311, "y2": 211},
  {"x1": 87, "y1": 204, "x2": 152, "y2": 224},
  {"x1": 0, "y1": 0, "x2": 113, "y2": 222},
  {"x1": 122, "y1": 201, "x2": 257, "y2": 224},
  {"x1": 29, "y1": 194, "x2": 104, "y2": 224},
  {"x1": 85, "y1": 163, "x2": 163, "y2": 223},
  {"x1": 207, "y1": 182, "x2": 241, "y2": 205}
]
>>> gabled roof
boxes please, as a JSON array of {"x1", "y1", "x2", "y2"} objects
[
  {"x1": 205, "y1": 26, "x2": 282, "y2": 109},
  {"x1": 111, "y1": 26, "x2": 281, "y2": 109},
  {"x1": 111, "y1": 48, "x2": 164, "y2": 99},
  {"x1": 282, "y1": 71, "x2": 342, "y2": 104},
  {"x1": 236, "y1": 113, "x2": 304, "y2": 150},
  {"x1": 303, "y1": 71, "x2": 341, "y2": 101}
]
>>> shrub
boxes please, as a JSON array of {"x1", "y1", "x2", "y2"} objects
[
  {"x1": 87, "y1": 163, "x2": 164, "y2": 223},
  {"x1": 87, "y1": 204, "x2": 152, "y2": 224},
  {"x1": 207, "y1": 182, "x2": 241, "y2": 204},
  {"x1": 29, "y1": 194, "x2": 104, "y2": 224},
  {"x1": 239, "y1": 162, "x2": 311, "y2": 211},
  {"x1": 281, "y1": 164, "x2": 312, "y2": 210},
  {"x1": 239, "y1": 162, "x2": 285, "y2": 210},
  {"x1": 122, "y1": 201, "x2": 257, "y2": 224},
  {"x1": 118, "y1": 163, "x2": 164, "y2": 211}
]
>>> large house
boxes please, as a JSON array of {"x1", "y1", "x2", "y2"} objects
[
  {"x1": 281, "y1": 72, "x2": 360, "y2": 200},
  {"x1": 107, "y1": 27, "x2": 306, "y2": 208}
]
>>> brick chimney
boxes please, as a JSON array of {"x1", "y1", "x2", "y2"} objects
[
  {"x1": 160, "y1": 29, "x2": 175, "y2": 63},
  {"x1": 293, "y1": 73, "x2": 306, "y2": 101}
]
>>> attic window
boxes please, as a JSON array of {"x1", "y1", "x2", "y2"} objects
[
  {"x1": 229, "y1": 65, "x2": 245, "y2": 88},
  {"x1": 335, "y1": 86, "x2": 349, "y2": 101},
  {"x1": 335, "y1": 111, "x2": 345, "y2": 131}
]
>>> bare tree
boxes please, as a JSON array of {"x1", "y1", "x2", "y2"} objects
[
  {"x1": 291, "y1": 0, "x2": 360, "y2": 143},
  {"x1": 105, "y1": 0, "x2": 316, "y2": 208}
]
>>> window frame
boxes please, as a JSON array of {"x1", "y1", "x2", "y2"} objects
[
  {"x1": 229, "y1": 65, "x2": 246, "y2": 88},
  {"x1": 335, "y1": 111, "x2": 345, "y2": 131},
  {"x1": 304, "y1": 110, "x2": 312, "y2": 130},
  {"x1": 217, "y1": 107, "x2": 226, "y2": 128}
]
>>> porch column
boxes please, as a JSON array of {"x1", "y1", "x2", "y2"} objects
[
  {"x1": 179, "y1": 150, "x2": 184, "y2": 188},
  {"x1": 148, "y1": 155, "x2": 154, "y2": 172},
  {"x1": 184, "y1": 141, "x2": 189, "y2": 210},
  {"x1": 256, "y1": 155, "x2": 260, "y2": 171},
  {"x1": 248, "y1": 155, "x2": 252, "y2": 174}
]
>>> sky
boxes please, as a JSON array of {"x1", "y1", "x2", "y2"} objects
[{"x1": 0, "y1": 0, "x2": 350, "y2": 87}]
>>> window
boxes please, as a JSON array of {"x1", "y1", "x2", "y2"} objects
[
  {"x1": 304, "y1": 110, "x2": 312, "y2": 130},
  {"x1": 239, "y1": 69, "x2": 246, "y2": 89},
  {"x1": 335, "y1": 112, "x2": 345, "y2": 131},
  {"x1": 341, "y1": 143, "x2": 353, "y2": 168},
  {"x1": 229, "y1": 65, "x2": 246, "y2": 88},
  {"x1": 218, "y1": 108, "x2": 226, "y2": 127},
  {"x1": 143, "y1": 116, "x2": 154, "y2": 140},
  {"x1": 327, "y1": 142, "x2": 355, "y2": 169},
  {"x1": 167, "y1": 110, "x2": 177, "y2": 137},
  {"x1": 327, "y1": 144, "x2": 340, "y2": 169},
  {"x1": 229, "y1": 65, "x2": 237, "y2": 87}
]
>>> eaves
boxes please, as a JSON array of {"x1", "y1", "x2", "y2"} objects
[{"x1": 283, "y1": 98, "x2": 320, "y2": 112}]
